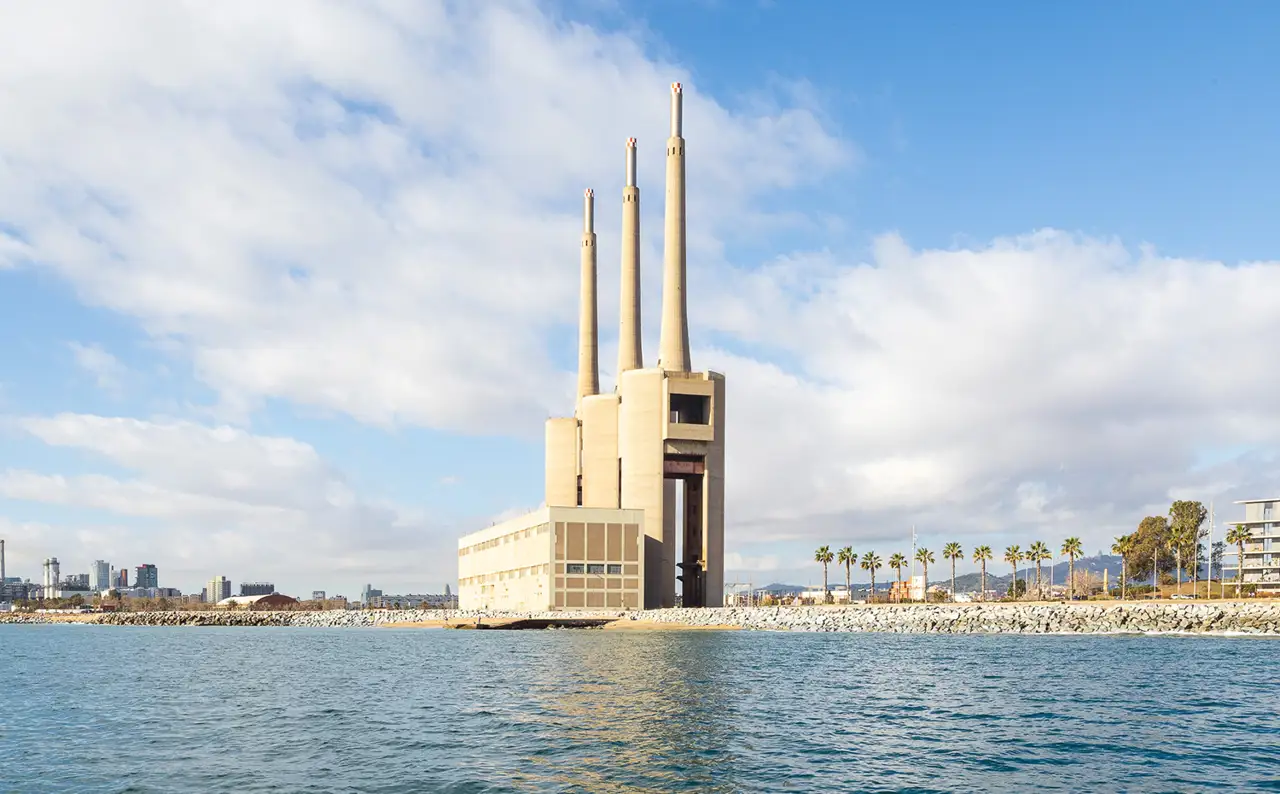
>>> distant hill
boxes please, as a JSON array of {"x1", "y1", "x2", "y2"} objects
[{"x1": 757, "y1": 554, "x2": 1138, "y2": 596}]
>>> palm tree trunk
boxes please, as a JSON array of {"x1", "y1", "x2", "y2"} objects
[
  {"x1": 980, "y1": 562, "x2": 987, "y2": 602},
  {"x1": 822, "y1": 564, "x2": 829, "y2": 604},
  {"x1": 1237, "y1": 541, "x2": 1245, "y2": 597},
  {"x1": 951, "y1": 560, "x2": 957, "y2": 603},
  {"x1": 1120, "y1": 558, "x2": 1127, "y2": 600},
  {"x1": 1069, "y1": 557, "x2": 1075, "y2": 601},
  {"x1": 870, "y1": 569, "x2": 876, "y2": 599},
  {"x1": 922, "y1": 563, "x2": 928, "y2": 600},
  {"x1": 845, "y1": 562, "x2": 851, "y2": 603},
  {"x1": 1175, "y1": 550, "x2": 1182, "y2": 596},
  {"x1": 1011, "y1": 562, "x2": 1017, "y2": 598},
  {"x1": 895, "y1": 569, "x2": 902, "y2": 603}
]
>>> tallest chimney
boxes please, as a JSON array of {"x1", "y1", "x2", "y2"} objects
[
  {"x1": 658, "y1": 82, "x2": 691, "y2": 372},
  {"x1": 576, "y1": 188, "x2": 599, "y2": 408}
]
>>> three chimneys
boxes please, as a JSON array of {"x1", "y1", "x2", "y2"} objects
[{"x1": 577, "y1": 83, "x2": 690, "y2": 409}]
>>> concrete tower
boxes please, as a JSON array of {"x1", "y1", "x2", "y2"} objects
[
  {"x1": 0, "y1": 539, "x2": 5, "y2": 587},
  {"x1": 657, "y1": 82, "x2": 691, "y2": 373},
  {"x1": 618, "y1": 138, "x2": 643, "y2": 376},
  {"x1": 576, "y1": 188, "x2": 599, "y2": 408},
  {"x1": 533, "y1": 81, "x2": 725, "y2": 612}
]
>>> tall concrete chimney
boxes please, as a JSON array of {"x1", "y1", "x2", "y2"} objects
[
  {"x1": 1, "y1": 539, "x2": 5, "y2": 590},
  {"x1": 618, "y1": 138, "x2": 643, "y2": 377},
  {"x1": 577, "y1": 188, "x2": 599, "y2": 408},
  {"x1": 658, "y1": 82, "x2": 691, "y2": 372}
]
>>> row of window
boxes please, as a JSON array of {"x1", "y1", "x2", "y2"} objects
[
  {"x1": 565, "y1": 564, "x2": 623, "y2": 575},
  {"x1": 459, "y1": 564, "x2": 551, "y2": 587},
  {"x1": 458, "y1": 523, "x2": 551, "y2": 557}
]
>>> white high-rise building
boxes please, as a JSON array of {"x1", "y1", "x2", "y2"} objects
[
  {"x1": 207, "y1": 576, "x2": 231, "y2": 603},
  {"x1": 90, "y1": 560, "x2": 111, "y2": 593}
]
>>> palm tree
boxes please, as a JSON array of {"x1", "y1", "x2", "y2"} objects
[
  {"x1": 1061, "y1": 537, "x2": 1083, "y2": 601},
  {"x1": 942, "y1": 542, "x2": 964, "y2": 602},
  {"x1": 837, "y1": 546, "x2": 856, "y2": 603},
  {"x1": 914, "y1": 548, "x2": 935, "y2": 601},
  {"x1": 1111, "y1": 534, "x2": 1132, "y2": 600},
  {"x1": 1225, "y1": 524, "x2": 1251, "y2": 598},
  {"x1": 814, "y1": 546, "x2": 834, "y2": 604},
  {"x1": 973, "y1": 545, "x2": 993, "y2": 600},
  {"x1": 1027, "y1": 541, "x2": 1051, "y2": 599},
  {"x1": 861, "y1": 552, "x2": 882, "y2": 601},
  {"x1": 888, "y1": 553, "x2": 908, "y2": 602},
  {"x1": 1004, "y1": 545, "x2": 1021, "y2": 599}
]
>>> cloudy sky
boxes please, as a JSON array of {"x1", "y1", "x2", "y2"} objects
[{"x1": 2, "y1": 1, "x2": 1278, "y2": 597}]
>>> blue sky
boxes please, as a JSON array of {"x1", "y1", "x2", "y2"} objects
[{"x1": 2, "y1": 1, "x2": 1279, "y2": 596}]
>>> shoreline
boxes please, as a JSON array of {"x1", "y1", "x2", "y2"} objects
[{"x1": 3, "y1": 601, "x2": 1279, "y2": 635}]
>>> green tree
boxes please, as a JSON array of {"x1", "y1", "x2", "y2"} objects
[
  {"x1": 1111, "y1": 534, "x2": 1133, "y2": 600},
  {"x1": 814, "y1": 546, "x2": 834, "y2": 604},
  {"x1": 837, "y1": 546, "x2": 856, "y2": 602},
  {"x1": 1225, "y1": 524, "x2": 1251, "y2": 598},
  {"x1": 1061, "y1": 537, "x2": 1083, "y2": 601},
  {"x1": 914, "y1": 548, "x2": 934, "y2": 600},
  {"x1": 942, "y1": 542, "x2": 964, "y2": 602},
  {"x1": 888, "y1": 553, "x2": 908, "y2": 602},
  {"x1": 1169, "y1": 500, "x2": 1208, "y2": 595},
  {"x1": 1027, "y1": 541, "x2": 1051, "y2": 599},
  {"x1": 861, "y1": 552, "x2": 882, "y2": 601},
  {"x1": 973, "y1": 545, "x2": 993, "y2": 601},
  {"x1": 1004, "y1": 545, "x2": 1022, "y2": 599},
  {"x1": 1128, "y1": 515, "x2": 1172, "y2": 592}
]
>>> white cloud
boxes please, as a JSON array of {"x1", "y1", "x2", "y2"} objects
[
  {"x1": 68, "y1": 342, "x2": 129, "y2": 395},
  {"x1": 0, "y1": 0, "x2": 850, "y2": 435},
  {"x1": 1, "y1": 1, "x2": 1278, "y2": 584},
  {"x1": 1, "y1": 413, "x2": 451, "y2": 593}
]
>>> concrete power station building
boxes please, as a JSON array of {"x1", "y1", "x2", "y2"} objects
[{"x1": 458, "y1": 83, "x2": 726, "y2": 612}]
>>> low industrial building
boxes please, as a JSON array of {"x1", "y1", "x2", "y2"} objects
[{"x1": 458, "y1": 506, "x2": 644, "y2": 611}]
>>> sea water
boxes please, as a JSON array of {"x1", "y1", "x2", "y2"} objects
[{"x1": 1, "y1": 626, "x2": 1277, "y2": 792}]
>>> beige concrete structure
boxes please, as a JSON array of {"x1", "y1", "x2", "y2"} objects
[
  {"x1": 459, "y1": 82, "x2": 726, "y2": 612},
  {"x1": 458, "y1": 506, "x2": 644, "y2": 610}
]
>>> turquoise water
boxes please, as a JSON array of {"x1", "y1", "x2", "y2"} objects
[{"x1": 1, "y1": 627, "x2": 1277, "y2": 793}]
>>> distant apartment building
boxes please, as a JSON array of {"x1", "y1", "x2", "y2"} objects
[
  {"x1": 61, "y1": 573, "x2": 90, "y2": 592},
  {"x1": 311, "y1": 591, "x2": 326, "y2": 601},
  {"x1": 1227, "y1": 498, "x2": 1280, "y2": 595},
  {"x1": 367, "y1": 593, "x2": 456, "y2": 609},
  {"x1": 239, "y1": 582, "x2": 274, "y2": 596},
  {"x1": 207, "y1": 576, "x2": 231, "y2": 603},
  {"x1": 112, "y1": 568, "x2": 128, "y2": 588},
  {"x1": 90, "y1": 560, "x2": 111, "y2": 592},
  {"x1": 360, "y1": 585, "x2": 382, "y2": 605},
  {"x1": 135, "y1": 564, "x2": 158, "y2": 589}
]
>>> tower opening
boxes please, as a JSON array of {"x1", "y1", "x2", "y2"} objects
[{"x1": 665, "y1": 455, "x2": 707, "y2": 607}]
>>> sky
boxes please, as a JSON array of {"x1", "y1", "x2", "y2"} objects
[{"x1": 2, "y1": 0, "x2": 1279, "y2": 597}]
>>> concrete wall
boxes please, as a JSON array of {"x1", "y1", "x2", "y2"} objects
[
  {"x1": 580, "y1": 393, "x2": 620, "y2": 508},
  {"x1": 552, "y1": 507, "x2": 644, "y2": 609},
  {"x1": 618, "y1": 368, "x2": 671, "y2": 608},
  {"x1": 458, "y1": 508, "x2": 554, "y2": 611},
  {"x1": 545, "y1": 418, "x2": 579, "y2": 508}
]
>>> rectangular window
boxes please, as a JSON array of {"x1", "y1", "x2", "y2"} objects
[
  {"x1": 587, "y1": 564, "x2": 605, "y2": 575},
  {"x1": 1265, "y1": 503, "x2": 1275, "y2": 520},
  {"x1": 607, "y1": 564, "x2": 622, "y2": 575},
  {"x1": 669, "y1": 393, "x2": 710, "y2": 424},
  {"x1": 566, "y1": 564, "x2": 585, "y2": 574}
]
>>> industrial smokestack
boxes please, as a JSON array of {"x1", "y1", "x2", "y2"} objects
[
  {"x1": 577, "y1": 188, "x2": 599, "y2": 407},
  {"x1": 1, "y1": 539, "x2": 5, "y2": 590},
  {"x1": 658, "y1": 82, "x2": 691, "y2": 372},
  {"x1": 618, "y1": 138, "x2": 643, "y2": 377}
]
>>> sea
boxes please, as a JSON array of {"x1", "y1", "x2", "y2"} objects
[{"x1": 1, "y1": 626, "x2": 1277, "y2": 793}]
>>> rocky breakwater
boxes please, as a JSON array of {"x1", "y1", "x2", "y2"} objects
[{"x1": 626, "y1": 602, "x2": 1280, "y2": 634}]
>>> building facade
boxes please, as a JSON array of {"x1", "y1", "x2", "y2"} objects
[
  {"x1": 42, "y1": 558, "x2": 61, "y2": 599},
  {"x1": 1227, "y1": 498, "x2": 1280, "y2": 595},
  {"x1": 240, "y1": 582, "x2": 274, "y2": 596},
  {"x1": 135, "y1": 564, "x2": 158, "y2": 589},
  {"x1": 458, "y1": 506, "x2": 644, "y2": 611},
  {"x1": 207, "y1": 576, "x2": 232, "y2": 603},
  {"x1": 90, "y1": 560, "x2": 111, "y2": 593}
]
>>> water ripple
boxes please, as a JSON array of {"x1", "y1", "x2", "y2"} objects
[{"x1": 1, "y1": 627, "x2": 1278, "y2": 792}]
